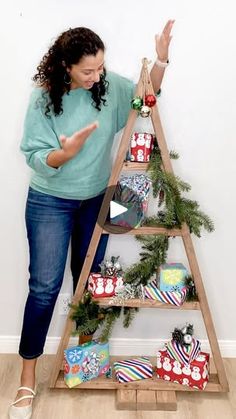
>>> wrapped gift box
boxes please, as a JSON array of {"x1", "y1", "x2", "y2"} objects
[
  {"x1": 87, "y1": 273, "x2": 124, "y2": 298},
  {"x1": 114, "y1": 357, "x2": 153, "y2": 382},
  {"x1": 64, "y1": 340, "x2": 110, "y2": 388},
  {"x1": 157, "y1": 263, "x2": 188, "y2": 292},
  {"x1": 156, "y1": 348, "x2": 209, "y2": 390},
  {"x1": 130, "y1": 132, "x2": 155, "y2": 162},
  {"x1": 144, "y1": 280, "x2": 187, "y2": 306},
  {"x1": 111, "y1": 174, "x2": 151, "y2": 228}
]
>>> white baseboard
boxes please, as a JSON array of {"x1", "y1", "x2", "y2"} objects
[{"x1": 1, "y1": 336, "x2": 236, "y2": 357}]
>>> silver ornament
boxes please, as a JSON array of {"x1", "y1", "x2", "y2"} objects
[
  {"x1": 114, "y1": 262, "x2": 121, "y2": 271},
  {"x1": 105, "y1": 261, "x2": 113, "y2": 268},
  {"x1": 183, "y1": 334, "x2": 193, "y2": 345}
]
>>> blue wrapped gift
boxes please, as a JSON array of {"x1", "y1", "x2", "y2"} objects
[
  {"x1": 111, "y1": 174, "x2": 151, "y2": 228},
  {"x1": 157, "y1": 263, "x2": 188, "y2": 292},
  {"x1": 64, "y1": 340, "x2": 110, "y2": 388}
]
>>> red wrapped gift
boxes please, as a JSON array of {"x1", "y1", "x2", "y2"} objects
[
  {"x1": 87, "y1": 273, "x2": 124, "y2": 298},
  {"x1": 130, "y1": 132, "x2": 154, "y2": 162},
  {"x1": 156, "y1": 348, "x2": 210, "y2": 390}
]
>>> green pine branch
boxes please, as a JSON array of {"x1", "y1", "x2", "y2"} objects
[{"x1": 124, "y1": 235, "x2": 169, "y2": 286}]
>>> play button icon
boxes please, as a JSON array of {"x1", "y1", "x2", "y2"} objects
[
  {"x1": 110, "y1": 200, "x2": 128, "y2": 218},
  {"x1": 97, "y1": 175, "x2": 150, "y2": 234}
]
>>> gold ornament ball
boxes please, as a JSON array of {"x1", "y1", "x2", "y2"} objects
[{"x1": 140, "y1": 105, "x2": 151, "y2": 118}]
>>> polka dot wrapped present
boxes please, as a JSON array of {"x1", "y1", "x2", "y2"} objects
[{"x1": 64, "y1": 340, "x2": 110, "y2": 388}]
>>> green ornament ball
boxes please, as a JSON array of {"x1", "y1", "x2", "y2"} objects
[{"x1": 131, "y1": 96, "x2": 143, "y2": 110}]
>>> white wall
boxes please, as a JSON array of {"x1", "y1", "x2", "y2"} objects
[{"x1": 1, "y1": 0, "x2": 236, "y2": 352}]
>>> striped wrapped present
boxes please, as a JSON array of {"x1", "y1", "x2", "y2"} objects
[
  {"x1": 165, "y1": 338, "x2": 201, "y2": 365},
  {"x1": 144, "y1": 280, "x2": 187, "y2": 306},
  {"x1": 114, "y1": 357, "x2": 153, "y2": 382}
]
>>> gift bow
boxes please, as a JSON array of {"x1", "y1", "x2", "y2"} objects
[{"x1": 165, "y1": 338, "x2": 201, "y2": 366}]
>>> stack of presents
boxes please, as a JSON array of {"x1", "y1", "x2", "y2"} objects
[
  {"x1": 88, "y1": 259, "x2": 191, "y2": 308},
  {"x1": 144, "y1": 262, "x2": 190, "y2": 306},
  {"x1": 109, "y1": 130, "x2": 155, "y2": 230},
  {"x1": 64, "y1": 324, "x2": 209, "y2": 390}
]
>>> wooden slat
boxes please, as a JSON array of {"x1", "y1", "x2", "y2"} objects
[
  {"x1": 102, "y1": 223, "x2": 183, "y2": 236},
  {"x1": 155, "y1": 390, "x2": 177, "y2": 411},
  {"x1": 181, "y1": 226, "x2": 229, "y2": 392},
  {"x1": 136, "y1": 390, "x2": 157, "y2": 410},
  {"x1": 54, "y1": 371, "x2": 223, "y2": 392},
  {"x1": 116, "y1": 389, "x2": 137, "y2": 410},
  {"x1": 96, "y1": 297, "x2": 200, "y2": 310},
  {"x1": 122, "y1": 162, "x2": 149, "y2": 171}
]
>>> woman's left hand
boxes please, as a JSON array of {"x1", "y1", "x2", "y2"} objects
[{"x1": 155, "y1": 19, "x2": 175, "y2": 61}]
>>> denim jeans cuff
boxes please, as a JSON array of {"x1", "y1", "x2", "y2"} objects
[{"x1": 19, "y1": 350, "x2": 43, "y2": 360}]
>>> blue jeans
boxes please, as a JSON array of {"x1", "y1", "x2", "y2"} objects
[{"x1": 19, "y1": 187, "x2": 109, "y2": 359}]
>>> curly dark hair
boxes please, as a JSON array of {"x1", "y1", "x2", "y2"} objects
[{"x1": 33, "y1": 27, "x2": 109, "y2": 116}]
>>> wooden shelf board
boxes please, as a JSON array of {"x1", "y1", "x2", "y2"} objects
[
  {"x1": 95, "y1": 298, "x2": 200, "y2": 310},
  {"x1": 102, "y1": 223, "x2": 183, "y2": 236},
  {"x1": 122, "y1": 162, "x2": 149, "y2": 171},
  {"x1": 54, "y1": 371, "x2": 221, "y2": 392}
]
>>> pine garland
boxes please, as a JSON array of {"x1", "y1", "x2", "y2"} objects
[
  {"x1": 99, "y1": 306, "x2": 121, "y2": 342},
  {"x1": 123, "y1": 146, "x2": 214, "y2": 286},
  {"x1": 145, "y1": 146, "x2": 214, "y2": 237},
  {"x1": 70, "y1": 293, "x2": 139, "y2": 342},
  {"x1": 100, "y1": 306, "x2": 138, "y2": 342},
  {"x1": 125, "y1": 235, "x2": 169, "y2": 286}
]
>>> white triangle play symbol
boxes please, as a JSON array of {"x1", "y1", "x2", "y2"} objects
[{"x1": 110, "y1": 201, "x2": 128, "y2": 219}]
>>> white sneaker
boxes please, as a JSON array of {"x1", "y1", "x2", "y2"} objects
[{"x1": 8, "y1": 386, "x2": 36, "y2": 419}]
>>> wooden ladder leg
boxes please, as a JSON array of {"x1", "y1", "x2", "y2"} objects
[
  {"x1": 49, "y1": 317, "x2": 73, "y2": 387},
  {"x1": 182, "y1": 227, "x2": 229, "y2": 392}
]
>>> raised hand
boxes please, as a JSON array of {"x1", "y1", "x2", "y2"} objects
[
  {"x1": 59, "y1": 121, "x2": 99, "y2": 159},
  {"x1": 47, "y1": 121, "x2": 99, "y2": 168},
  {"x1": 155, "y1": 19, "x2": 175, "y2": 61}
]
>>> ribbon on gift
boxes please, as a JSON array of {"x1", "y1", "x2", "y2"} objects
[
  {"x1": 165, "y1": 338, "x2": 201, "y2": 366},
  {"x1": 144, "y1": 280, "x2": 187, "y2": 306},
  {"x1": 114, "y1": 357, "x2": 153, "y2": 382}
]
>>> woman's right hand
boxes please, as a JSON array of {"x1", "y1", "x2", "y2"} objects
[
  {"x1": 59, "y1": 121, "x2": 99, "y2": 159},
  {"x1": 47, "y1": 121, "x2": 98, "y2": 168}
]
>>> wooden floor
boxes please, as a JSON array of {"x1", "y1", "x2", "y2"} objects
[{"x1": 0, "y1": 355, "x2": 235, "y2": 419}]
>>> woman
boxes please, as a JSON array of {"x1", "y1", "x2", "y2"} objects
[{"x1": 9, "y1": 20, "x2": 174, "y2": 419}]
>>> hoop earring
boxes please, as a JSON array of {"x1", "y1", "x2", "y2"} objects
[{"x1": 64, "y1": 72, "x2": 72, "y2": 85}]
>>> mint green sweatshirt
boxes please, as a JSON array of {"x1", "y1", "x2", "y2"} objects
[{"x1": 21, "y1": 72, "x2": 135, "y2": 199}]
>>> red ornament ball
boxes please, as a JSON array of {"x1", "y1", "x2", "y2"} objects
[{"x1": 145, "y1": 94, "x2": 156, "y2": 107}]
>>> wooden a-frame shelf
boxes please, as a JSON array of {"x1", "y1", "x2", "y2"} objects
[{"x1": 49, "y1": 59, "x2": 229, "y2": 411}]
